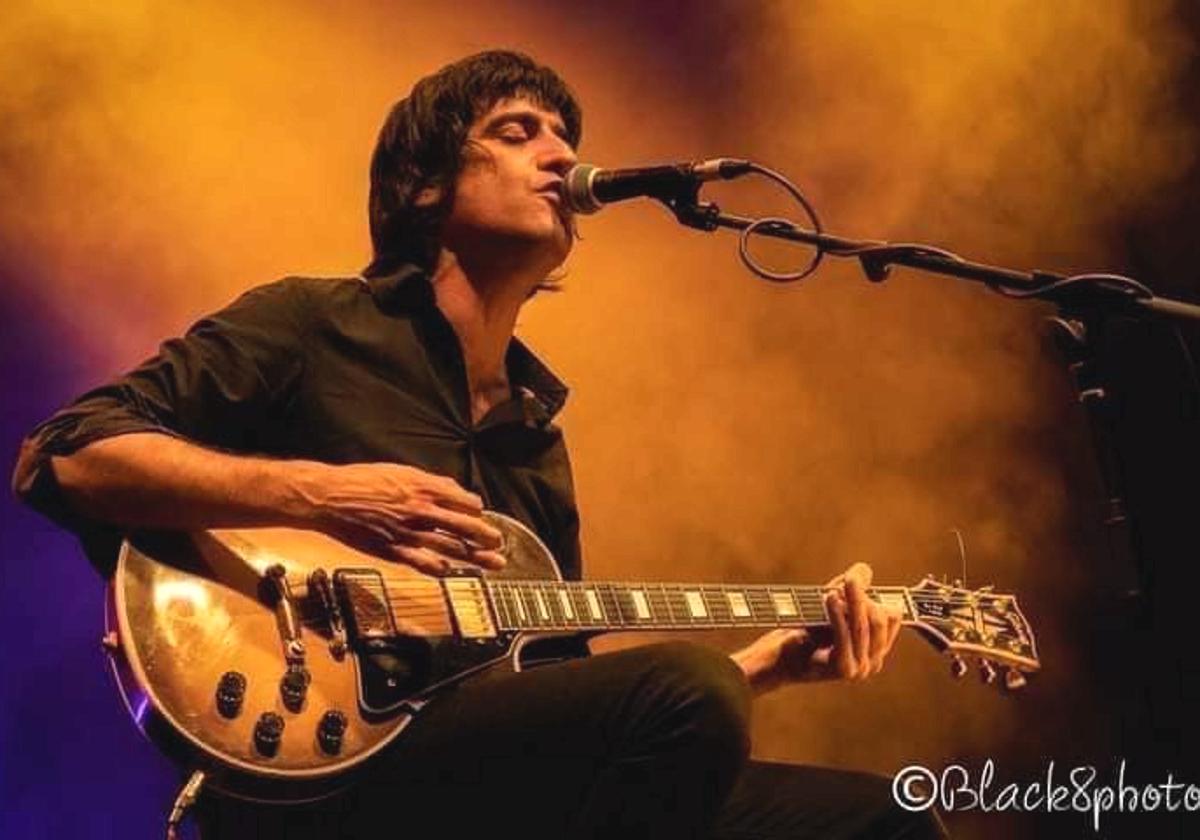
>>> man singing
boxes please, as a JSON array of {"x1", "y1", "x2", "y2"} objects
[{"x1": 13, "y1": 50, "x2": 945, "y2": 839}]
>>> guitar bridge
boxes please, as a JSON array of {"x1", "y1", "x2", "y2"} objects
[{"x1": 308, "y1": 568, "x2": 347, "y2": 659}]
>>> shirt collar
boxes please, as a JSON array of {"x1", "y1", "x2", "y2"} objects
[
  {"x1": 360, "y1": 262, "x2": 434, "y2": 312},
  {"x1": 361, "y1": 264, "x2": 570, "y2": 421}
]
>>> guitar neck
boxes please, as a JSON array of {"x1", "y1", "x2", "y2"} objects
[{"x1": 482, "y1": 579, "x2": 915, "y2": 633}]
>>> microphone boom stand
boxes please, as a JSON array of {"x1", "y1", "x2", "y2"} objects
[
  {"x1": 663, "y1": 189, "x2": 1200, "y2": 611},
  {"x1": 667, "y1": 195, "x2": 1200, "y2": 323}
]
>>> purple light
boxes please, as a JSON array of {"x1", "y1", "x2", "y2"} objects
[{"x1": 133, "y1": 696, "x2": 150, "y2": 726}]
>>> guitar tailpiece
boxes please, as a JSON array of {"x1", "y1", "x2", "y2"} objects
[{"x1": 164, "y1": 769, "x2": 206, "y2": 840}]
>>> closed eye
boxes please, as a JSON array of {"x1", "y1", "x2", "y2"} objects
[
  {"x1": 497, "y1": 127, "x2": 529, "y2": 144},
  {"x1": 488, "y1": 117, "x2": 533, "y2": 142},
  {"x1": 479, "y1": 109, "x2": 574, "y2": 150}
]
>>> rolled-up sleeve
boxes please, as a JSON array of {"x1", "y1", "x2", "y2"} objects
[{"x1": 12, "y1": 278, "x2": 311, "y2": 572}]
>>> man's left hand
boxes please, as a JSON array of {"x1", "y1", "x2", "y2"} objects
[{"x1": 731, "y1": 562, "x2": 903, "y2": 695}]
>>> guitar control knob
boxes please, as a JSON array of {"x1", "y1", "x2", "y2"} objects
[
  {"x1": 979, "y1": 660, "x2": 997, "y2": 685},
  {"x1": 318, "y1": 710, "x2": 349, "y2": 755},
  {"x1": 1003, "y1": 668, "x2": 1027, "y2": 692},
  {"x1": 254, "y1": 712, "x2": 285, "y2": 757},
  {"x1": 949, "y1": 656, "x2": 968, "y2": 679},
  {"x1": 215, "y1": 671, "x2": 247, "y2": 719},
  {"x1": 279, "y1": 666, "x2": 311, "y2": 713}
]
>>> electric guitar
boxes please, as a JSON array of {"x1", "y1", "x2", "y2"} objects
[{"x1": 103, "y1": 512, "x2": 1039, "y2": 803}]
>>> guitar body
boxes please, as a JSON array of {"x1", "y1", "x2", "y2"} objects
[{"x1": 104, "y1": 514, "x2": 571, "y2": 803}]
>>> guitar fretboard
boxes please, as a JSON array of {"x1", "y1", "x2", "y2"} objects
[{"x1": 483, "y1": 580, "x2": 914, "y2": 632}]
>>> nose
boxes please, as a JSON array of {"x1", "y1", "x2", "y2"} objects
[{"x1": 538, "y1": 134, "x2": 578, "y2": 177}]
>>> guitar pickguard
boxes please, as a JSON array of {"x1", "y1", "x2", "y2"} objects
[{"x1": 351, "y1": 634, "x2": 517, "y2": 716}]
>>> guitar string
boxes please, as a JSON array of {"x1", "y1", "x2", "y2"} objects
[
  {"x1": 311, "y1": 595, "x2": 1013, "y2": 620},
  {"x1": 292, "y1": 571, "x2": 1028, "y2": 643},
  {"x1": 328, "y1": 576, "x2": 998, "y2": 597},
  {"x1": 341, "y1": 579, "x2": 1000, "y2": 604},
  {"x1": 297, "y1": 600, "x2": 1003, "y2": 619},
  {"x1": 359, "y1": 591, "x2": 1002, "y2": 609},
  {"x1": 339, "y1": 589, "x2": 992, "y2": 602},
  {"x1": 296, "y1": 598, "x2": 1027, "y2": 640},
  {"x1": 297, "y1": 580, "x2": 1014, "y2": 619},
  {"x1": 373, "y1": 581, "x2": 996, "y2": 597},
  {"x1": 335, "y1": 577, "x2": 988, "y2": 593}
]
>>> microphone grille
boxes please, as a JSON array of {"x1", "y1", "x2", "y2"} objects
[{"x1": 562, "y1": 164, "x2": 603, "y2": 215}]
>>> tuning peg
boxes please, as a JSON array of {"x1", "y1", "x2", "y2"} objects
[
  {"x1": 979, "y1": 660, "x2": 997, "y2": 685},
  {"x1": 1003, "y1": 668, "x2": 1027, "y2": 691},
  {"x1": 949, "y1": 655, "x2": 968, "y2": 679}
]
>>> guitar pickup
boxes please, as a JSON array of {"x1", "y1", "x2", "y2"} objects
[
  {"x1": 443, "y1": 575, "x2": 497, "y2": 639},
  {"x1": 332, "y1": 569, "x2": 398, "y2": 652}
]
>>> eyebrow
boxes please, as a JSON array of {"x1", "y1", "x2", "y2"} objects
[{"x1": 482, "y1": 108, "x2": 571, "y2": 143}]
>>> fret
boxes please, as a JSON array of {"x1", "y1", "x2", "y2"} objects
[
  {"x1": 619, "y1": 586, "x2": 641, "y2": 624},
  {"x1": 625, "y1": 588, "x2": 643, "y2": 620},
  {"x1": 746, "y1": 587, "x2": 777, "y2": 625},
  {"x1": 717, "y1": 586, "x2": 735, "y2": 622},
  {"x1": 502, "y1": 584, "x2": 526, "y2": 629},
  {"x1": 536, "y1": 582, "x2": 560, "y2": 627},
  {"x1": 518, "y1": 587, "x2": 542, "y2": 628},
  {"x1": 612, "y1": 586, "x2": 634, "y2": 624},
  {"x1": 533, "y1": 585, "x2": 553, "y2": 627},
  {"x1": 703, "y1": 587, "x2": 732, "y2": 624},
  {"x1": 666, "y1": 586, "x2": 692, "y2": 625},
  {"x1": 500, "y1": 585, "x2": 519, "y2": 628},
  {"x1": 489, "y1": 583, "x2": 507, "y2": 629},
  {"x1": 793, "y1": 587, "x2": 827, "y2": 625},
  {"x1": 544, "y1": 584, "x2": 560, "y2": 625},
  {"x1": 590, "y1": 584, "x2": 610, "y2": 625},
  {"x1": 769, "y1": 588, "x2": 799, "y2": 620},
  {"x1": 498, "y1": 585, "x2": 513, "y2": 627},
  {"x1": 555, "y1": 585, "x2": 577, "y2": 626},
  {"x1": 507, "y1": 584, "x2": 526, "y2": 629},
  {"x1": 514, "y1": 585, "x2": 533, "y2": 628},
  {"x1": 596, "y1": 584, "x2": 619, "y2": 626},
  {"x1": 531, "y1": 586, "x2": 551, "y2": 624},
  {"x1": 535, "y1": 583, "x2": 552, "y2": 628},
  {"x1": 568, "y1": 587, "x2": 590, "y2": 626},
  {"x1": 627, "y1": 587, "x2": 652, "y2": 622},
  {"x1": 490, "y1": 583, "x2": 512, "y2": 629},
  {"x1": 725, "y1": 589, "x2": 752, "y2": 620},
  {"x1": 648, "y1": 585, "x2": 674, "y2": 627},
  {"x1": 582, "y1": 587, "x2": 604, "y2": 624},
  {"x1": 667, "y1": 584, "x2": 686, "y2": 625}
]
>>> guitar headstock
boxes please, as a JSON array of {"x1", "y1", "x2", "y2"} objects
[{"x1": 906, "y1": 576, "x2": 1040, "y2": 692}]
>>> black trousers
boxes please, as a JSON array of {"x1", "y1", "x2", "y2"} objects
[{"x1": 196, "y1": 641, "x2": 946, "y2": 839}]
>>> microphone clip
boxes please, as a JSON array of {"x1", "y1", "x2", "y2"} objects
[{"x1": 664, "y1": 189, "x2": 723, "y2": 232}]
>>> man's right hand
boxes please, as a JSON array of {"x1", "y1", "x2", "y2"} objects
[
  {"x1": 293, "y1": 462, "x2": 506, "y2": 575},
  {"x1": 37, "y1": 433, "x2": 502, "y2": 577}
]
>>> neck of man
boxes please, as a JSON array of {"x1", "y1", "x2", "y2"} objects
[{"x1": 429, "y1": 244, "x2": 557, "y2": 424}]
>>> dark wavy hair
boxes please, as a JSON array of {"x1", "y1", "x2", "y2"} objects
[{"x1": 362, "y1": 50, "x2": 583, "y2": 278}]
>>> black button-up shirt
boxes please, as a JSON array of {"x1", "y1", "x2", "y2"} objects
[{"x1": 14, "y1": 265, "x2": 582, "y2": 580}]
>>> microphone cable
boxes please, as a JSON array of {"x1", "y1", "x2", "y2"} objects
[{"x1": 730, "y1": 162, "x2": 1156, "y2": 308}]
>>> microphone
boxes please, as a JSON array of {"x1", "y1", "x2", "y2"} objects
[{"x1": 561, "y1": 158, "x2": 753, "y2": 215}]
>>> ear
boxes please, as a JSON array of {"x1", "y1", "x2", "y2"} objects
[{"x1": 413, "y1": 184, "x2": 442, "y2": 208}]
